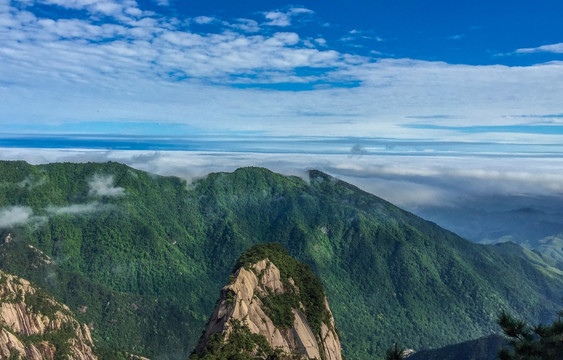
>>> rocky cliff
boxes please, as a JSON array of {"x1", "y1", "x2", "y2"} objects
[
  {"x1": 0, "y1": 270, "x2": 97, "y2": 360},
  {"x1": 193, "y1": 243, "x2": 342, "y2": 360}
]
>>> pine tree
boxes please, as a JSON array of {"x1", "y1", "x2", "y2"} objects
[
  {"x1": 385, "y1": 343, "x2": 406, "y2": 360},
  {"x1": 497, "y1": 310, "x2": 563, "y2": 360}
]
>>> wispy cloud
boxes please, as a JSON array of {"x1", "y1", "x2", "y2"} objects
[
  {"x1": 230, "y1": 18, "x2": 260, "y2": 33},
  {"x1": 0, "y1": 202, "x2": 115, "y2": 230},
  {"x1": 516, "y1": 42, "x2": 563, "y2": 54},
  {"x1": 263, "y1": 7, "x2": 313, "y2": 27},
  {"x1": 38, "y1": 0, "x2": 148, "y2": 20},
  {"x1": 403, "y1": 124, "x2": 563, "y2": 135},
  {"x1": 18, "y1": 174, "x2": 46, "y2": 189},
  {"x1": 0, "y1": 206, "x2": 33, "y2": 228},
  {"x1": 193, "y1": 16, "x2": 216, "y2": 25},
  {"x1": 88, "y1": 174, "x2": 125, "y2": 197},
  {"x1": 340, "y1": 29, "x2": 384, "y2": 44},
  {"x1": 447, "y1": 34, "x2": 465, "y2": 40},
  {"x1": 46, "y1": 202, "x2": 114, "y2": 215}
]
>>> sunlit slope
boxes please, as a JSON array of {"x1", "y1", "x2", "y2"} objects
[{"x1": 0, "y1": 161, "x2": 561, "y2": 359}]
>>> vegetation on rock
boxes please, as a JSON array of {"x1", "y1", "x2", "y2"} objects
[
  {"x1": 193, "y1": 243, "x2": 340, "y2": 360},
  {"x1": 235, "y1": 243, "x2": 330, "y2": 336},
  {"x1": 0, "y1": 269, "x2": 97, "y2": 359},
  {"x1": 190, "y1": 318, "x2": 303, "y2": 360}
]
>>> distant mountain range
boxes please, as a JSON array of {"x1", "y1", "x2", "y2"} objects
[
  {"x1": 0, "y1": 161, "x2": 561, "y2": 359},
  {"x1": 408, "y1": 334, "x2": 506, "y2": 360},
  {"x1": 416, "y1": 200, "x2": 563, "y2": 264}
]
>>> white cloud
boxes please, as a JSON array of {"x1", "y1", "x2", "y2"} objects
[
  {"x1": 340, "y1": 29, "x2": 384, "y2": 43},
  {"x1": 88, "y1": 174, "x2": 125, "y2": 197},
  {"x1": 39, "y1": 0, "x2": 144, "y2": 19},
  {"x1": 0, "y1": 2, "x2": 355, "y2": 90},
  {"x1": 193, "y1": 16, "x2": 215, "y2": 25},
  {"x1": 264, "y1": 11, "x2": 291, "y2": 27},
  {"x1": 263, "y1": 7, "x2": 313, "y2": 27},
  {"x1": 516, "y1": 42, "x2": 563, "y2": 54},
  {"x1": 231, "y1": 18, "x2": 260, "y2": 33},
  {"x1": 18, "y1": 175, "x2": 46, "y2": 189},
  {"x1": 0, "y1": 206, "x2": 33, "y2": 228},
  {"x1": 47, "y1": 202, "x2": 114, "y2": 215}
]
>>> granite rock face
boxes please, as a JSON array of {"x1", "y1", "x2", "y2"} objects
[
  {"x1": 0, "y1": 270, "x2": 97, "y2": 360},
  {"x1": 195, "y1": 258, "x2": 342, "y2": 360}
]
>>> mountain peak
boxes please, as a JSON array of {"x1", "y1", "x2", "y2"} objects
[{"x1": 193, "y1": 243, "x2": 342, "y2": 360}]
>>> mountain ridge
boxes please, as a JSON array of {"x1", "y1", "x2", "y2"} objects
[{"x1": 0, "y1": 161, "x2": 561, "y2": 358}]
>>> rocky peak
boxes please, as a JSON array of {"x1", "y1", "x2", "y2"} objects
[
  {"x1": 2, "y1": 233, "x2": 12, "y2": 245},
  {"x1": 193, "y1": 243, "x2": 342, "y2": 360},
  {"x1": 0, "y1": 270, "x2": 97, "y2": 360}
]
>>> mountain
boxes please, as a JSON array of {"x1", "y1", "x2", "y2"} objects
[
  {"x1": 0, "y1": 161, "x2": 562, "y2": 358},
  {"x1": 0, "y1": 269, "x2": 97, "y2": 359},
  {"x1": 192, "y1": 243, "x2": 342, "y2": 360},
  {"x1": 408, "y1": 334, "x2": 506, "y2": 360},
  {"x1": 534, "y1": 235, "x2": 563, "y2": 265},
  {"x1": 415, "y1": 202, "x2": 563, "y2": 263}
]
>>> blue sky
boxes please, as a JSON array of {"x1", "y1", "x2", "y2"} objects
[{"x1": 1, "y1": 0, "x2": 563, "y2": 210}]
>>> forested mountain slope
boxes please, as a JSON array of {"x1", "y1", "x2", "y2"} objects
[{"x1": 0, "y1": 161, "x2": 561, "y2": 359}]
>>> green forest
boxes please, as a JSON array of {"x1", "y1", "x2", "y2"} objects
[{"x1": 0, "y1": 161, "x2": 561, "y2": 359}]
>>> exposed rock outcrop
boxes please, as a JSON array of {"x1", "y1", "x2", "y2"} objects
[
  {"x1": 0, "y1": 270, "x2": 97, "y2": 360},
  {"x1": 194, "y1": 243, "x2": 342, "y2": 360}
]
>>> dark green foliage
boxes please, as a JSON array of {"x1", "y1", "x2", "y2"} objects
[
  {"x1": 8, "y1": 352, "x2": 21, "y2": 360},
  {"x1": 408, "y1": 334, "x2": 506, "y2": 360},
  {"x1": 24, "y1": 287, "x2": 66, "y2": 320},
  {"x1": 190, "y1": 318, "x2": 291, "y2": 360},
  {"x1": 16, "y1": 323, "x2": 75, "y2": 359},
  {"x1": 0, "y1": 162, "x2": 562, "y2": 359},
  {"x1": 259, "y1": 290, "x2": 300, "y2": 329},
  {"x1": 385, "y1": 343, "x2": 406, "y2": 360},
  {"x1": 497, "y1": 310, "x2": 563, "y2": 360}
]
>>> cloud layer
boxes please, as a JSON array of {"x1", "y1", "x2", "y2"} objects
[{"x1": 2, "y1": 148, "x2": 562, "y2": 210}]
